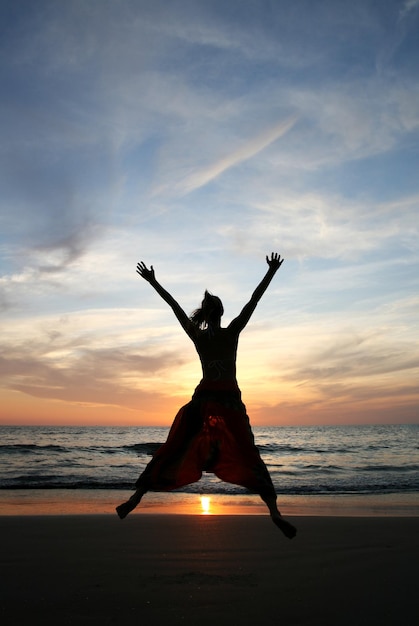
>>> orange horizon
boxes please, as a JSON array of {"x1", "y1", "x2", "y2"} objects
[{"x1": 1, "y1": 388, "x2": 417, "y2": 427}]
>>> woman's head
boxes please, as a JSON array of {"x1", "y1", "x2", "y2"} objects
[{"x1": 190, "y1": 290, "x2": 224, "y2": 330}]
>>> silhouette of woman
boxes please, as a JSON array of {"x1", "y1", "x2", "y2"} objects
[{"x1": 116, "y1": 253, "x2": 296, "y2": 539}]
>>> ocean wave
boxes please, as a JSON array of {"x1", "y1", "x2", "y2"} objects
[
  {"x1": 121, "y1": 443, "x2": 162, "y2": 455},
  {"x1": 0, "y1": 442, "x2": 164, "y2": 456},
  {"x1": 1, "y1": 476, "x2": 418, "y2": 495},
  {"x1": 354, "y1": 464, "x2": 419, "y2": 473},
  {"x1": 258, "y1": 443, "x2": 360, "y2": 455},
  {"x1": 0, "y1": 444, "x2": 69, "y2": 454},
  {"x1": 0, "y1": 476, "x2": 135, "y2": 490}
]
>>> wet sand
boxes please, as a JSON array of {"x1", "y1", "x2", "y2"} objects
[{"x1": 1, "y1": 514, "x2": 417, "y2": 625}]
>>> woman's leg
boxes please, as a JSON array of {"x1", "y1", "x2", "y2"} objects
[
  {"x1": 214, "y1": 456, "x2": 297, "y2": 538},
  {"x1": 259, "y1": 490, "x2": 297, "y2": 539},
  {"x1": 117, "y1": 402, "x2": 201, "y2": 519},
  {"x1": 206, "y1": 401, "x2": 297, "y2": 538},
  {"x1": 211, "y1": 434, "x2": 297, "y2": 538}
]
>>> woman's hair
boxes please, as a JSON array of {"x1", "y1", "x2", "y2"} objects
[{"x1": 190, "y1": 290, "x2": 224, "y2": 330}]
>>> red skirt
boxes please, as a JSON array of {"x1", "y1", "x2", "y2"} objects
[{"x1": 136, "y1": 380, "x2": 276, "y2": 497}]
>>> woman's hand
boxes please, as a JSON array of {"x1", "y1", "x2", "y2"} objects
[
  {"x1": 136, "y1": 261, "x2": 155, "y2": 282},
  {"x1": 266, "y1": 252, "x2": 284, "y2": 271}
]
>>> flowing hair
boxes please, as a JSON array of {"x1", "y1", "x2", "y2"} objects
[{"x1": 190, "y1": 290, "x2": 224, "y2": 331}]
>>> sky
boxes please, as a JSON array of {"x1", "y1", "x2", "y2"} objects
[{"x1": 1, "y1": 0, "x2": 418, "y2": 427}]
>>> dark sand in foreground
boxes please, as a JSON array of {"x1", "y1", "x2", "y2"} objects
[{"x1": 1, "y1": 515, "x2": 417, "y2": 625}]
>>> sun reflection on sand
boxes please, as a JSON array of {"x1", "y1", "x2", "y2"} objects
[{"x1": 200, "y1": 495, "x2": 211, "y2": 515}]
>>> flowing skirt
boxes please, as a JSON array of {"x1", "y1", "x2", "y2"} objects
[{"x1": 135, "y1": 380, "x2": 276, "y2": 498}]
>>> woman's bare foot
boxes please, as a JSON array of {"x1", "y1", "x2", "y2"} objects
[
  {"x1": 271, "y1": 514, "x2": 297, "y2": 539},
  {"x1": 116, "y1": 491, "x2": 142, "y2": 519},
  {"x1": 116, "y1": 501, "x2": 134, "y2": 519}
]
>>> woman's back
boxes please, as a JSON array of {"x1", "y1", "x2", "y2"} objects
[{"x1": 193, "y1": 327, "x2": 239, "y2": 381}]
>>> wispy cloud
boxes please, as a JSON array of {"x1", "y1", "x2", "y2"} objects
[
  {"x1": 156, "y1": 115, "x2": 298, "y2": 197},
  {"x1": 0, "y1": 310, "x2": 189, "y2": 409}
]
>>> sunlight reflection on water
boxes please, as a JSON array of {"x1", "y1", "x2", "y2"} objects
[{"x1": 200, "y1": 495, "x2": 211, "y2": 514}]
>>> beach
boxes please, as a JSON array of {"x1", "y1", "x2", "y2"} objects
[{"x1": 1, "y1": 513, "x2": 417, "y2": 625}]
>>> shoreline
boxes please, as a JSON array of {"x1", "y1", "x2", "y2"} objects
[{"x1": 1, "y1": 488, "x2": 418, "y2": 517}]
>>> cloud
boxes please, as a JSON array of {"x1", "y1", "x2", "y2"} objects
[
  {"x1": 181, "y1": 116, "x2": 297, "y2": 193},
  {"x1": 399, "y1": 0, "x2": 419, "y2": 19},
  {"x1": 170, "y1": 115, "x2": 298, "y2": 196},
  {"x1": 148, "y1": 76, "x2": 419, "y2": 209},
  {"x1": 244, "y1": 305, "x2": 419, "y2": 425},
  {"x1": 0, "y1": 327, "x2": 188, "y2": 409},
  {"x1": 34, "y1": 219, "x2": 104, "y2": 272},
  {"x1": 293, "y1": 335, "x2": 419, "y2": 383},
  {"x1": 217, "y1": 186, "x2": 419, "y2": 265}
]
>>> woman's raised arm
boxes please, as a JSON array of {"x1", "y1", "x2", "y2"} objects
[
  {"x1": 137, "y1": 262, "x2": 195, "y2": 338},
  {"x1": 228, "y1": 253, "x2": 284, "y2": 334}
]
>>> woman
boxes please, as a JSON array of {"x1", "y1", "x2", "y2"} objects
[{"x1": 116, "y1": 253, "x2": 296, "y2": 539}]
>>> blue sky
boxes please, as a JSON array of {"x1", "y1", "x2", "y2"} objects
[{"x1": 1, "y1": 0, "x2": 418, "y2": 426}]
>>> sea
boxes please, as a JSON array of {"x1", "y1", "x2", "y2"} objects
[{"x1": 1, "y1": 424, "x2": 418, "y2": 516}]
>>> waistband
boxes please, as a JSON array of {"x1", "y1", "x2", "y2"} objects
[{"x1": 195, "y1": 379, "x2": 240, "y2": 393}]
